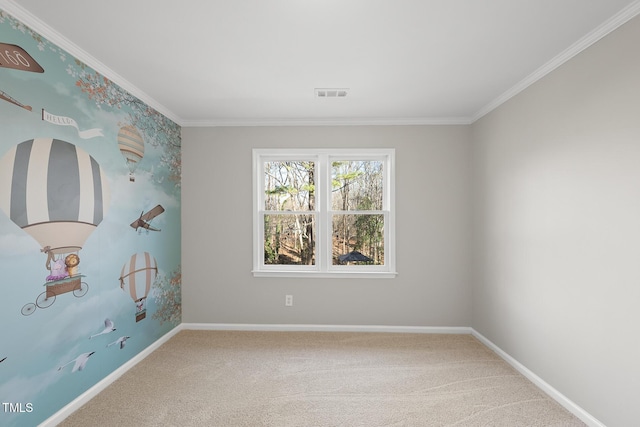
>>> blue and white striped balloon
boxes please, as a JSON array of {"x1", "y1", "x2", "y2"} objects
[{"x1": 0, "y1": 138, "x2": 110, "y2": 254}]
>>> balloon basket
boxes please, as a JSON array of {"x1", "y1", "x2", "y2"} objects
[
  {"x1": 22, "y1": 275, "x2": 89, "y2": 316},
  {"x1": 135, "y1": 310, "x2": 146, "y2": 322},
  {"x1": 45, "y1": 275, "x2": 83, "y2": 298}
]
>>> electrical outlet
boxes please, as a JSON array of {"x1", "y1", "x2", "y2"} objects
[{"x1": 285, "y1": 294, "x2": 293, "y2": 307}]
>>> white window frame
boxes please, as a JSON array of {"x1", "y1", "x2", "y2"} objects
[{"x1": 253, "y1": 148, "x2": 396, "y2": 278}]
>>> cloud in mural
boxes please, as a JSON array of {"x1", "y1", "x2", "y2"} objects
[
  {"x1": 108, "y1": 165, "x2": 178, "y2": 222},
  {"x1": 0, "y1": 232, "x2": 40, "y2": 257},
  {"x1": 39, "y1": 287, "x2": 129, "y2": 349},
  {"x1": 52, "y1": 81, "x2": 72, "y2": 97},
  {"x1": 0, "y1": 370, "x2": 61, "y2": 420},
  {"x1": 99, "y1": 166, "x2": 177, "y2": 246}
]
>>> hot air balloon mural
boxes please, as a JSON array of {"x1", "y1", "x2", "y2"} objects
[
  {"x1": 0, "y1": 138, "x2": 110, "y2": 315},
  {"x1": 117, "y1": 125, "x2": 144, "y2": 182},
  {"x1": 119, "y1": 252, "x2": 157, "y2": 322}
]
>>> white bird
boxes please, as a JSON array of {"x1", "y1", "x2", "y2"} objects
[
  {"x1": 89, "y1": 318, "x2": 116, "y2": 339},
  {"x1": 57, "y1": 352, "x2": 95, "y2": 373},
  {"x1": 107, "y1": 336, "x2": 130, "y2": 349}
]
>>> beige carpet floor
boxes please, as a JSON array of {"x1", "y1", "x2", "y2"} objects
[{"x1": 59, "y1": 330, "x2": 585, "y2": 426}]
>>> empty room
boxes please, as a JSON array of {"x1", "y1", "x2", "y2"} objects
[{"x1": 0, "y1": 1, "x2": 638, "y2": 426}]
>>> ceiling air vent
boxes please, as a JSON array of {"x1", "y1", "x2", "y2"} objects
[{"x1": 315, "y1": 88, "x2": 349, "y2": 98}]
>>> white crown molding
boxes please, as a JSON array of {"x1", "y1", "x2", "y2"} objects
[
  {"x1": 0, "y1": 0, "x2": 183, "y2": 126},
  {"x1": 182, "y1": 116, "x2": 474, "y2": 127},
  {"x1": 471, "y1": 0, "x2": 640, "y2": 123}
]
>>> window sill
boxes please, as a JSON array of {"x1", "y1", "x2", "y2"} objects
[{"x1": 252, "y1": 270, "x2": 398, "y2": 279}]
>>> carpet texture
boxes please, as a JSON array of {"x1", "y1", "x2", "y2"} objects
[{"x1": 59, "y1": 330, "x2": 585, "y2": 426}]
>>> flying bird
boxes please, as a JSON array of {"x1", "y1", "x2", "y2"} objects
[
  {"x1": 89, "y1": 318, "x2": 116, "y2": 339},
  {"x1": 107, "y1": 336, "x2": 131, "y2": 350},
  {"x1": 57, "y1": 352, "x2": 95, "y2": 373}
]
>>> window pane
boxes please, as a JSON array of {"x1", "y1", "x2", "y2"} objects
[
  {"x1": 264, "y1": 161, "x2": 315, "y2": 211},
  {"x1": 264, "y1": 214, "x2": 315, "y2": 265},
  {"x1": 332, "y1": 160, "x2": 383, "y2": 211},
  {"x1": 332, "y1": 214, "x2": 384, "y2": 265}
]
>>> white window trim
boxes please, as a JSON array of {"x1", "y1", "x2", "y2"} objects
[{"x1": 252, "y1": 148, "x2": 397, "y2": 278}]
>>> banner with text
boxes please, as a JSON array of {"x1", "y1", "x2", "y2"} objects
[{"x1": 42, "y1": 109, "x2": 104, "y2": 139}]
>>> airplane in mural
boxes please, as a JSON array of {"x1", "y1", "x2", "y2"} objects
[
  {"x1": 0, "y1": 138, "x2": 110, "y2": 316},
  {"x1": 130, "y1": 204, "x2": 165, "y2": 233}
]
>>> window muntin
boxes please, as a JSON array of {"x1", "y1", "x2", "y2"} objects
[{"x1": 254, "y1": 149, "x2": 395, "y2": 278}]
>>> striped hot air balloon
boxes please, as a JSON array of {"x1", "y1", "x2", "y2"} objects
[
  {"x1": 0, "y1": 138, "x2": 110, "y2": 254},
  {"x1": 119, "y1": 252, "x2": 157, "y2": 322},
  {"x1": 117, "y1": 125, "x2": 144, "y2": 182}
]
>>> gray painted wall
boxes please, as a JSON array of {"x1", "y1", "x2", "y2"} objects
[
  {"x1": 182, "y1": 125, "x2": 472, "y2": 327},
  {"x1": 471, "y1": 15, "x2": 640, "y2": 427},
  {"x1": 181, "y1": 15, "x2": 640, "y2": 426}
]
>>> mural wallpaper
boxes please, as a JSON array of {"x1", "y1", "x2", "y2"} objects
[{"x1": 0, "y1": 9, "x2": 181, "y2": 427}]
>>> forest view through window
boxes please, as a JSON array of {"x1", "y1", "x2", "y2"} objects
[{"x1": 253, "y1": 149, "x2": 396, "y2": 277}]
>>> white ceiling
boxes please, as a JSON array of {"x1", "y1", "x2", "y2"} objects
[{"x1": 3, "y1": 0, "x2": 640, "y2": 126}]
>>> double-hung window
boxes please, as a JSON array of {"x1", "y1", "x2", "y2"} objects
[{"x1": 253, "y1": 148, "x2": 396, "y2": 278}]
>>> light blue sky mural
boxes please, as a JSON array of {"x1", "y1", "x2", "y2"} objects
[{"x1": 0, "y1": 9, "x2": 181, "y2": 427}]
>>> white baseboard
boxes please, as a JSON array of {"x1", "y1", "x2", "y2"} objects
[
  {"x1": 39, "y1": 324, "x2": 184, "y2": 427},
  {"x1": 182, "y1": 322, "x2": 473, "y2": 334},
  {"x1": 470, "y1": 329, "x2": 605, "y2": 427}
]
